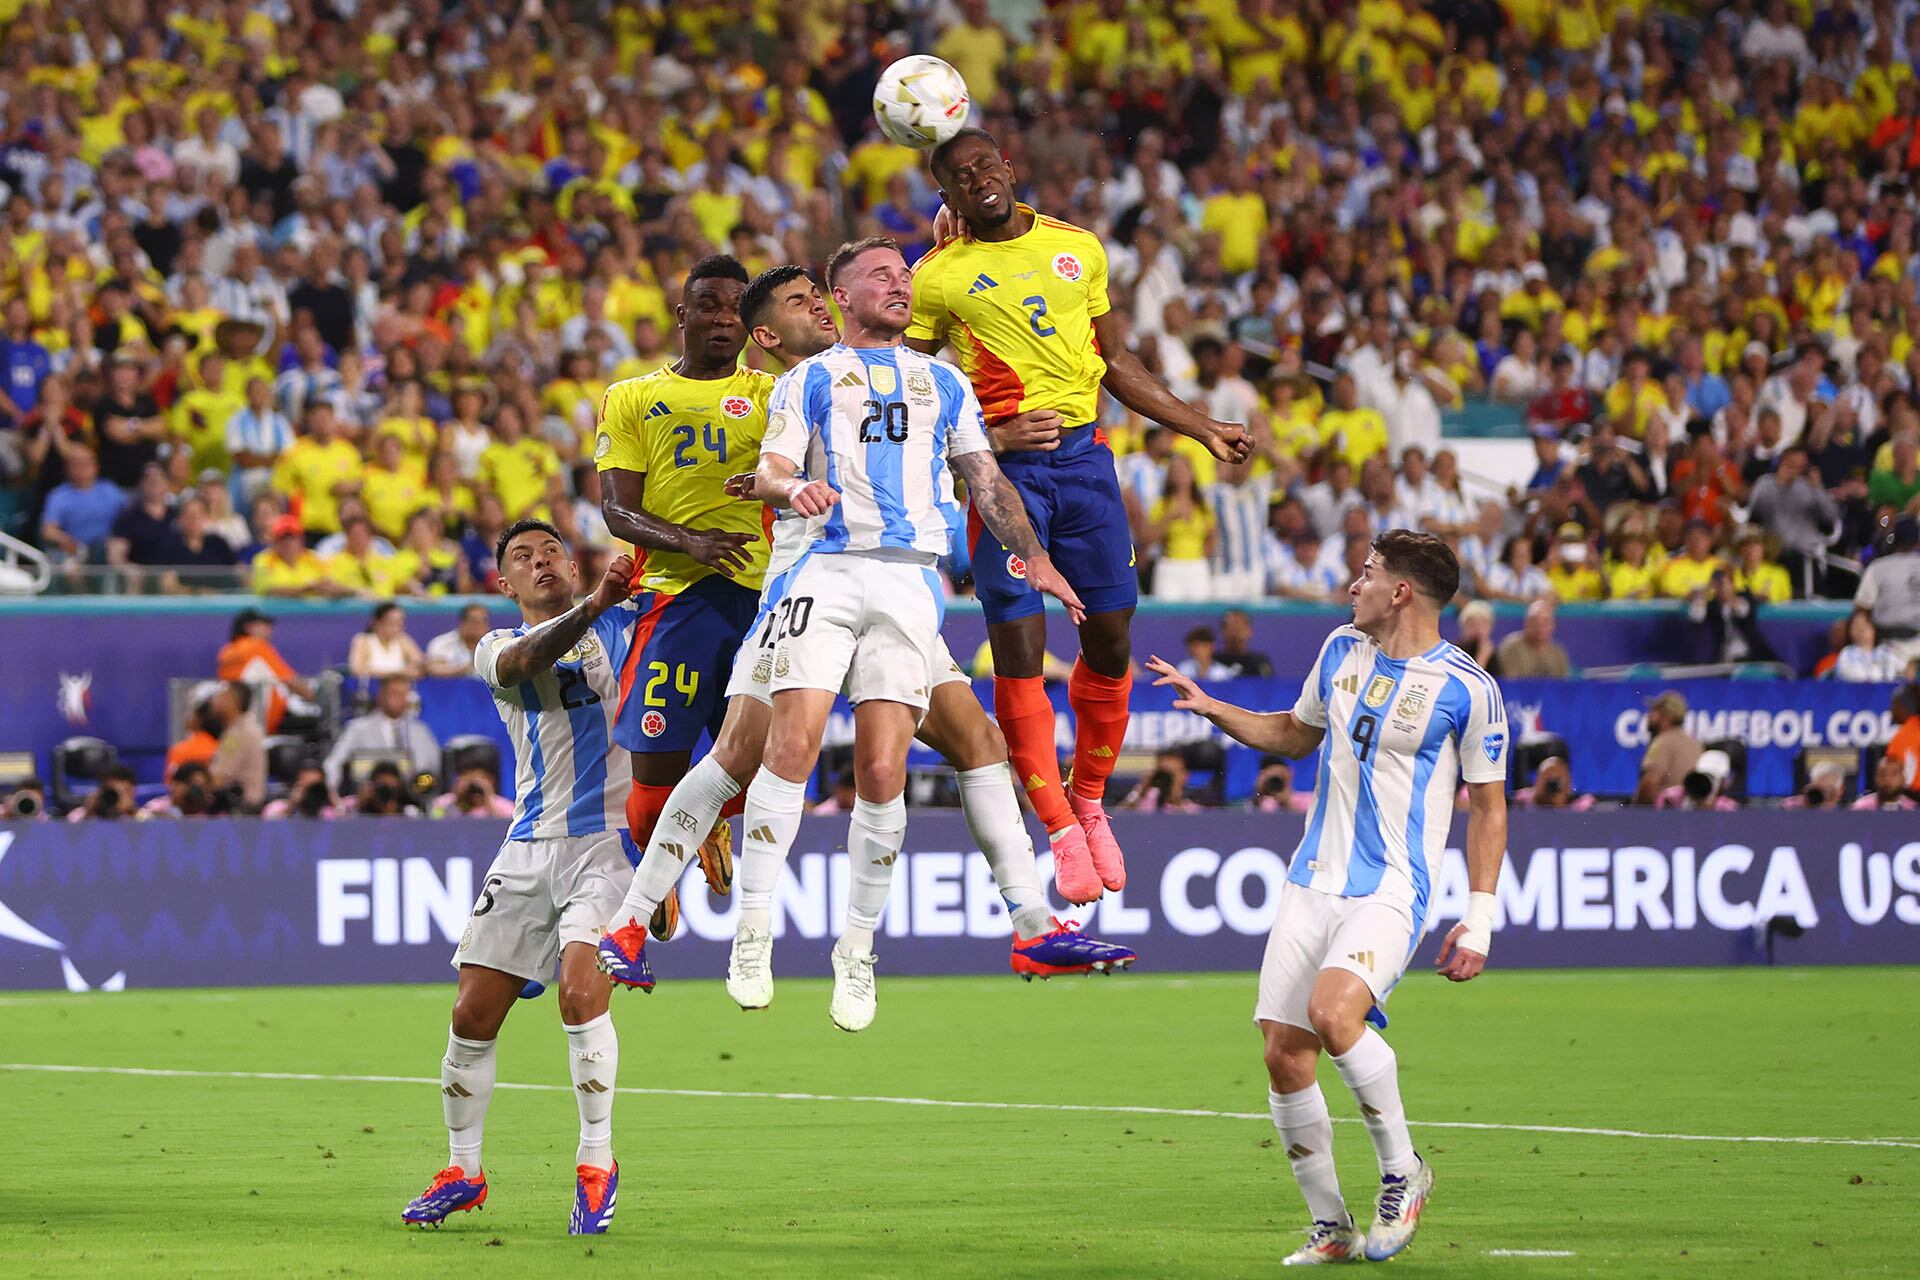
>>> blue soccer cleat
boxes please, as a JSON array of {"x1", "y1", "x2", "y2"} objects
[
  {"x1": 1010, "y1": 917, "x2": 1137, "y2": 980},
  {"x1": 402, "y1": 1166, "x2": 488, "y2": 1226},
  {"x1": 569, "y1": 1161, "x2": 618, "y2": 1235},
  {"x1": 596, "y1": 920, "x2": 656, "y2": 992}
]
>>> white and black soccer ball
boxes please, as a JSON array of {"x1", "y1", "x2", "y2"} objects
[{"x1": 872, "y1": 55, "x2": 972, "y2": 150}]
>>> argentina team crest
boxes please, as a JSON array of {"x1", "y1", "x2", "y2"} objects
[
  {"x1": 1363, "y1": 674, "x2": 1396, "y2": 708},
  {"x1": 560, "y1": 634, "x2": 601, "y2": 665},
  {"x1": 906, "y1": 369, "x2": 933, "y2": 397},
  {"x1": 1394, "y1": 687, "x2": 1428, "y2": 720},
  {"x1": 870, "y1": 366, "x2": 898, "y2": 396}
]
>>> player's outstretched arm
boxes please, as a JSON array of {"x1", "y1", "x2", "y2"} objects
[
  {"x1": 952, "y1": 449, "x2": 1086, "y2": 624},
  {"x1": 602, "y1": 468, "x2": 754, "y2": 577},
  {"x1": 1091, "y1": 312, "x2": 1252, "y2": 463},
  {"x1": 1146, "y1": 657, "x2": 1326, "y2": 757},
  {"x1": 1435, "y1": 780, "x2": 1507, "y2": 983},
  {"x1": 754, "y1": 453, "x2": 840, "y2": 516},
  {"x1": 490, "y1": 554, "x2": 635, "y2": 688}
]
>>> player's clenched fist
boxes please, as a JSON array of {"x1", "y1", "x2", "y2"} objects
[
  {"x1": 789, "y1": 480, "x2": 840, "y2": 517},
  {"x1": 1203, "y1": 419, "x2": 1254, "y2": 463},
  {"x1": 590, "y1": 554, "x2": 637, "y2": 614}
]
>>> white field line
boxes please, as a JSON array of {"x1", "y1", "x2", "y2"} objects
[
  {"x1": 3, "y1": 1062, "x2": 1916, "y2": 1151},
  {"x1": 1485, "y1": 1250, "x2": 1577, "y2": 1258}
]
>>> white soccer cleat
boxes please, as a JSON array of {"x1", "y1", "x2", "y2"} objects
[
  {"x1": 828, "y1": 945, "x2": 879, "y2": 1033},
  {"x1": 1281, "y1": 1217, "x2": 1364, "y2": 1265},
  {"x1": 727, "y1": 926, "x2": 774, "y2": 1010},
  {"x1": 1364, "y1": 1158, "x2": 1433, "y2": 1261}
]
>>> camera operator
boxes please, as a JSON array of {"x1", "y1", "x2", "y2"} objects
[
  {"x1": 4, "y1": 777, "x2": 49, "y2": 820},
  {"x1": 265, "y1": 762, "x2": 341, "y2": 819},
  {"x1": 348, "y1": 760, "x2": 420, "y2": 817},
  {"x1": 139, "y1": 761, "x2": 219, "y2": 818},
  {"x1": 68, "y1": 766, "x2": 139, "y2": 821},
  {"x1": 1513, "y1": 757, "x2": 1596, "y2": 810},
  {"x1": 1252, "y1": 756, "x2": 1313, "y2": 813},
  {"x1": 1781, "y1": 761, "x2": 1847, "y2": 809},
  {"x1": 431, "y1": 765, "x2": 513, "y2": 819}
]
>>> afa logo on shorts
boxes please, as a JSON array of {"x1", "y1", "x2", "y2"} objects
[
  {"x1": 722, "y1": 396, "x2": 754, "y2": 418},
  {"x1": 641, "y1": 710, "x2": 668, "y2": 738},
  {"x1": 752, "y1": 654, "x2": 773, "y2": 684},
  {"x1": 1006, "y1": 553, "x2": 1027, "y2": 579},
  {"x1": 1052, "y1": 253, "x2": 1082, "y2": 281}
]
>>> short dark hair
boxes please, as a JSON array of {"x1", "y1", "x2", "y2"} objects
[
  {"x1": 1184, "y1": 626, "x2": 1215, "y2": 645},
  {"x1": 741, "y1": 264, "x2": 813, "y2": 331},
  {"x1": 1192, "y1": 335, "x2": 1225, "y2": 361},
  {"x1": 370, "y1": 601, "x2": 402, "y2": 628},
  {"x1": 825, "y1": 236, "x2": 902, "y2": 289},
  {"x1": 495, "y1": 517, "x2": 565, "y2": 565},
  {"x1": 685, "y1": 254, "x2": 749, "y2": 291},
  {"x1": 928, "y1": 127, "x2": 1000, "y2": 184},
  {"x1": 1371, "y1": 529, "x2": 1460, "y2": 606}
]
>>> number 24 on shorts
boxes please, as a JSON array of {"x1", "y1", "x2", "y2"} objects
[{"x1": 640, "y1": 661, "x2": 699, "y2": 708}]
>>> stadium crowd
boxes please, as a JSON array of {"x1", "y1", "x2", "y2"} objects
[{"x1": 6, "y1": 0, "x2": 1920, "y2": 815}]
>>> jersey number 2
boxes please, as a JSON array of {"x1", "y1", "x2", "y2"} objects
[{"x1": 1022, "y1": 295, "x2": 1056, "y2": 337}]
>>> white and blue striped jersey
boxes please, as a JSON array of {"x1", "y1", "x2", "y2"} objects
[
  {"x1": 473, "y1": 603, "x2": 639, "y2": 842},
  {"x1": 761, "y1": 344, "x2": 991, "y2": 558},
  {"x1": 1289, "y1": 626, "x2": 1508, "y2": 929}
]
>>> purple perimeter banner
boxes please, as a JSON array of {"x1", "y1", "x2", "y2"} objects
[{"x1": 1, "y1": 813, "x2": 1914, "y2": 991}]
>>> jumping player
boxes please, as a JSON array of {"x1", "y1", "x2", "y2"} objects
[
  {"x1": 402, "y1": 523, "x2": 644, "y2": 1236},
  {"x1": 596, "y1": 264, "x2": 1135, "y2": 992},
  {"x1": 597, "y1": 254, "x2": 769, "y2": 893},
  {"x1": 743, "y1": 237, "x2": 1082, "y2": 1031},
  {"x1": 908, "y1": 127, "x2": 1252, "y2": 905},
  {"x1": 1148, "y1": 531, "x2": 1508, "y2": 1265}
]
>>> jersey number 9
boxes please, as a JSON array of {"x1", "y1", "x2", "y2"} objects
[{"x1": 859, "y1": 399, "x2": 909, "y2": 443}]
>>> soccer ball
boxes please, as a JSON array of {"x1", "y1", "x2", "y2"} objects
[{"x1": 872, "y1": 55, "x2": 972, "y2": 150}]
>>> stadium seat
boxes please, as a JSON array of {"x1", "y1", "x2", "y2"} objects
[
  {"x1": 50, "y1": 736, "x2": 117, "y2": 815},
  {"x1": 441, "y1": 735, "x2": 503, "y2": 789},
  {"x1": 263, "y1": 736, "x2": 311, "y2": 799},
  {"x1": 1704, "y1": 739, "x2": 1749, "y2": 802},
  {"x1": 1510, "y1": 736, "x2": 1569, "y2": 790}
]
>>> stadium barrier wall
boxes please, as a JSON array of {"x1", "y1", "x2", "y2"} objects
[
  {"x1": 2, "y1": 813, "x2": 1913, "y2": 991},
  {"x1": 411, "y1": 675, "x2": 1898, "y2": 801},
  {"x1": 0, "y1": 596, "x2": 1850, "y2": 782}
]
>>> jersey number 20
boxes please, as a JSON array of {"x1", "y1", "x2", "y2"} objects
[{"x1": 859, "y1": 399, "x2": 909, "y2": 443}]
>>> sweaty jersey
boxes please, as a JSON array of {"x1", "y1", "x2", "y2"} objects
[
  {"x1": 474, "y1": 603, "x2": 639, "y2": 841},
  {"x1": 596, "y1": 364, "x2": 777, "y2": 594},
  {"x1": 762, "y1": 343, "x2": 990, "y2": 558},
  {"x1": 906, "y1": 205, "x2": 1110, "y2": 425},
  {"x1": 1289, "y1": 626, "x2": 1508, "y2": 924}
]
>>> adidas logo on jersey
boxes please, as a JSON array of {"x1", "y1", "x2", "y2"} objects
[
  {"x1": 1335, "y1": 675, "x2": 1360, "y2": 694},
  {"x1": 835, "y1": 370, "x2": 865, "y2": 388},
  {"x1": 1347, "y1": 950, "x2": 1376, "y2": 971},
  {"x1": 644, "y1": 401, "x2": 671, "y2": 419},
  {"x1": 967, "y1": 273, "x2": 999, "y2": 294}
]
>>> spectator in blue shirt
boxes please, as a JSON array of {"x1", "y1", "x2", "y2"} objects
[
  {"x1": 40, "y1": 446, "x2": 126, "y2": 563},
  {"x1": 0, "y1": 297, "x2": 52, "y2": 428},
  {"x1": 1677, "y1": 336, "x2": 1730, "y2": 420}
]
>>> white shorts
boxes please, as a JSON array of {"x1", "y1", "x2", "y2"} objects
[
  {"x1": 451, "y1": 831, "x2": 631, "y2": 983},
  {"x1": 1254, "y1": 879, "x2": 1418, "y2": 1031},
  {"x1": 726, "y1": 599, "x2": 967, "y2": 706},
  {"x1": 763, "y1": 554, "x2": 947, "y2": 712}
]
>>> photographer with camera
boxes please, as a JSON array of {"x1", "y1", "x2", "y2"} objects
[
  {"x1": 1512, "y1": 757, "x2": 1596, "y2": 810},
  {"x1": 139, "y1": 761, "x2": 221, "y2": 818},
  {"x1": 262, "y1": 762, "x2": 341, "y2": 819},
  {"x1": 431, "y1": 765, "x2": 513, "y2": 820},
  {"x1": 67, "y1": 766, "x2": 139, "y2": 821},
  {"x1": 1252, "y1": 756, "x2": 1313, "y2": 814},
  {"x1": 5, "y1": 778, "x2": 49, "y2": 821},
  {"x1": 1122, "y1": 749, "x2": 1202, "y2": 813},
  {"x1": 348, "y1": 760, "x2": 420, "y2": 817},
  {"x1": 1655, "y1": 749, "x2": 1741, "y2": 811}
]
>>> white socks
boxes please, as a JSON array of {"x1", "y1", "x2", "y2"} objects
[
  {"x1": 738, "y1": 766, "x2": 806, "y2": 933},
  {"x1": 840, "y1": 794, "x2": 906, "y2": 956},
  {"x1": 956, "y1": 763, "x2": 1052, "y2": 938},
  {"x1": 615, "y1": 755, "x2": 742, "y2": 924},
  {"x1": 1270, "y1": 1082, "x2": 1346, "y2": 1224},
  {"x1": 442, "y1": 1030, "x2": 496, "y2": 1176},
  {"x1": 564, "y1": 1012, "x2": 618, "y2": 1170},
  {"x1": 1331, "y1": 1029, "x2": 1419, "y2": 1177}
]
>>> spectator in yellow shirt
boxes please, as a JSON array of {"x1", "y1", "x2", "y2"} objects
[
  {"x1": 1319, "y1": 373, "x2": 1389, "y2": 472},
  {"x1": 362, "y1": 433, "x2": 429, "y2": 542},
  {"x1": 391, "y1": 508, "x2": 474, "y2": 596},
  {"x1": 251, "y1": 515, "x2": 342, "y2": 597},
  {"x1": 1658, "y1": 519, "x2": 1727, "y2": 598},
  {"x1": 1605, "y1": 350, "x2": 1666, "y2": 438},
  {"x1": 478, "y1": 404, "x2": 560, "y2": 520},
  {"x1": 934, "y1": 0, "x2": 1010, "y2": 99},
  {"x1": 273, "y1": 404, "x2": 363, "y2": 536},
  {"x1": 326, "y1": 514, "x2": 405, "y2": 597},
  {"x1": 1200, "y1": 161, "x2": 1269, "y2": 275},
  {"x1": 1146, "y1": 456, "x2": 1218, "y2": 601},
  {"x1": 1546, "y1": 523, "x2": 1606, "y2": 601},
  {"x1": 1606, "y1": 527, "x2": 1659, "y2": 600},
  {"x1": 373, "y1": 380, "x2": 438, "y2": 475},
  {"x1": 1732, "y1": 526, "x2": 1792, "y2": 603}
]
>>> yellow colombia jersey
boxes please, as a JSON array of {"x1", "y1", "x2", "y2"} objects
[
  {"x1": 596, "y1": 364, "x2": 777, "y2": 595},
  {"x1": 906, "y1": 205, "x2": 1109, "y2": 426}
]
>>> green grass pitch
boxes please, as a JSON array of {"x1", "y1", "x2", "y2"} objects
[{"x1": 2, "y1": 967, "x2": 1914, "y2": 1277}]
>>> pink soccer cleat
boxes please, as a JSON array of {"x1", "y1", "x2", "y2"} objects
[
  {"x1": 1068, "y1": 792, "x2": 1126, "y2": 892},
  {"x1": 1049, "y1": 823, "x2": 1102, "y2": 904}
]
